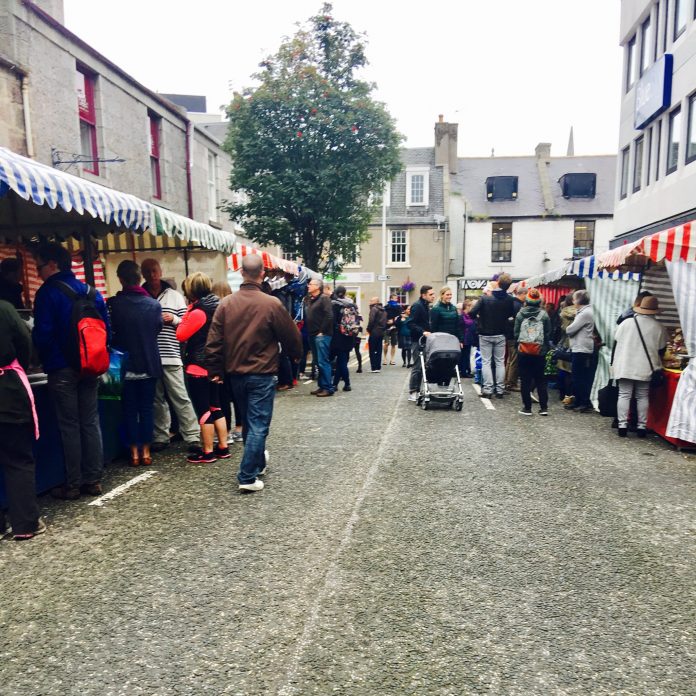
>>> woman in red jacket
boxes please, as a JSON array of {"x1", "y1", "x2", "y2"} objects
[{"x1": 176, "y1": 273, "x2": 228, "y2": 464}]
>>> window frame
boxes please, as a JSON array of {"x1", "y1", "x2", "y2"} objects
[
  {"x1": 620, "y1": 146, "x2": 630, "y2": 199},
  {"x1": 667, "y1": 106, "x2": 682, "y2": 174},
  {"x1": 686, "y1": 92, "x2": 696, "y2": 165},
  {"x1": 148, "y1": 112, "x2": 162, "y2": 200},
  {"x1": 626, "y1": 35, "x2": 637, "y2": 92},
  {"x1": 640, "y1": 16, "x2": 653, "y2": 75},
  {"x1": 491, "y1": 222, "x2": 512, "y2": 264},
  {"x1": 388, "y1": 286, "x2": 408, "y2": 306},
  {"x1": 406, "y1": 168, "x2": 429, "y2": 207},
  {"x1": 655, "y1": 118, "x2": 662, "y2": 180},
  {"x1": 388, "y1": 229, "x2": 410, "y2": 266},
  {"x1": 633, "y1": 135, "x2": 644, "y2": 192},
  {"x1": 207, "y1": 150, "x2": 218, "y2": 222},
  {"x1": 76, "y1": 66, "x2": 99, "y2": 175},
  {"x1": 646, "y1": 127, "x2": 653, "y2": 186},
  {"x1": 674, "y1": 0, "x2": 687, "y2": 40},
  {"x1": 572, "y1": 220, "x2": 596, "y2": 259}
]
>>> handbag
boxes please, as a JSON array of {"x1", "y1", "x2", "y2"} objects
[
  {"x1": 598, "y1": 380, "x2": 619, "y2": 417},
  {"x1": 633, "y1": 317, "x2": 665, "y2": 388}
]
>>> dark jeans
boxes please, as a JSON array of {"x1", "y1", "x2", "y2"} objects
[
  {"x1": 314, "y1": 335, "x2": 334, "y2": 392},
  {"x1": 333, "y1": 349, "x2": 350, "y2": 388},
  {"x1": 409, "y1": 343, "x2": 424, "y2": 392},
  {"x1": 229, "y1": 374, "x2": 276, "y2": 484},
  {"x1": 122, "y1": 378, "x2": 157, "y2": 446},
  {"x1": 0, "y1": 422, "x2": 39, "y2": 535},
  {"x1": 368, "y1": 335, "x2": 383, "y2": 371},
  {"x1": 459, "y1": 345, "x2": 472, "y2": 376},
  {"x1": 571, "y1": 352, "x2": 595, "y2": 408},
  {"x1": 47, "y1": 367, "x2": 103, "y2": 487},
  {"x1": 278, "y1": 353, "x2": 294, "y2": 387},
  {"x1": 518, "y1": 354, "x2": 548, "y2": 411},
  {"x1": 354, "y1": 336, "x2": 363, "y2": 370}
]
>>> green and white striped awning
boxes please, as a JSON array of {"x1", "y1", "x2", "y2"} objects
[{"x1": 154, "y1": 207, "x2": 236, "y2": 254}]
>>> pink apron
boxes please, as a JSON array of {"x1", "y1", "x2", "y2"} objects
[{"x1": 0, "y1": 359, "x2": 40, "y2": 440}]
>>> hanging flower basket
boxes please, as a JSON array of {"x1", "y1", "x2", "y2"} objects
[{"x1": 401, "y1": 280, "x2": 415, "y2": 292}]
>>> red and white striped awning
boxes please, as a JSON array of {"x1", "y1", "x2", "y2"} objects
[
  {"x1": 227, "y1": 244, "x2": 299, "y2": 275},
  {"x1": 597, "y1": 220, "x2": 696, "y2": 270}
]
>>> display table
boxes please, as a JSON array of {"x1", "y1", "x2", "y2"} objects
[{"x1": 647, "y1": 369, "x2": 696, "y2": 449}]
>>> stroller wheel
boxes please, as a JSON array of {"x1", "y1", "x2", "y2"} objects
[
  {"x1": 420, "y1": 399, "x2": 429, "y2": 411},
  {"x1": 455, "y1": 401, "x2": 463, "y2": 412}
]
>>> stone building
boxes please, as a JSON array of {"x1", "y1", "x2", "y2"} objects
[{"x1": 0, "y1": 0, "x2": 241, "y2": 288}]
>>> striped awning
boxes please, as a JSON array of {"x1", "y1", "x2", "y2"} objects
[
  {"x1": 154, "y1": 207, "x2": 235, "y2": 254},
  {"x1": 598, "y1": 220, "x2": 696, "y2": 270},
  {"x1": 0, "y1": 146, "x2": 151, "y2": 232},
  {"x1": 227, "y1": 243, "x2": 299, "y2": 275}
]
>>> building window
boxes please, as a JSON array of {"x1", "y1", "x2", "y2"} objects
[
  {"x1": 674, "y1": 0, "x2": 687, "y2": 40},
  {"x1": 406, "y1": 169, "x2": 429, "y2": 206},
  {"x1": 207, "y1": 151, "x2": 218, "y2": 222},
  {"x1": 388, "y1": 286, "x2": 408, "y2": 306},
  {"x1": 148, "y1": 113, "x2": 162, "y2": 199},
  {"x1": 646, "y1": 127, "x2": 653, "y2": 186},
  {"x1": 626, "y1": 35, "x2": 637, "y2": 92},
  {"x1": 655, "y1": 0, "x2": 663, "y2": 58},
  {"x1": 655, "y1": 119, "x2": 662, "y2": 180},
  {"x1": 640, "y1": 17, "x2": 653, "y2": 75},
  {"x1": 573, "y1": 221, "x2": 595, "y2": 259},
  {"x1": 620, "y1": 146, "x2": 630, "y2": 199},
  {"x1": 491, "y1": 222, "x2": 512, "y2": 263},
  {"x1": 344, "y1": 243, "x2": 361, "y2": 266},
  {"x1": 486, "y1": 176, "x2": 518, "y2": 201},
  {"x1": 389, "y1": 229, "x2": 408, "y2": 265},
  {"x1": 667, "y1": 107, "x2": 682, "y2": 174},
  {"x1": 633, "y1": 135, "x2": 644, "y2": 192},
  {"x1": 686, "y1": 93, "x2": 696, "y2": 165},
  {"x1": 75, "y1": 67, "x2": 98, "y2": 175}
]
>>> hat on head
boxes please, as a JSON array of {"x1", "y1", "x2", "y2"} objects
[
  {"x1": 634, "y1": 295, "x2": 660, "y2": 315},
  {"x1": 525, "y1": 288, "x2": 542, "y2": 306}
]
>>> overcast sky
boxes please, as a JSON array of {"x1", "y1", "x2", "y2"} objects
[{"x1": 63, "y1": 0, "x2": 622, "y2": 158}]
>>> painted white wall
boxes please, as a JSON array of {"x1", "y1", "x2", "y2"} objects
[{"x1": 464, "y1": 218, "x2": 614, "y2": 280}]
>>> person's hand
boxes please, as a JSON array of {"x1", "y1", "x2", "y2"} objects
[
  {"x1": 424, "y1": 331, "x2": 431, "y2": 337},
  {"x1": 210, "y1": 375, "x2": 222, "y2": 384},
  {"x1": 162, "y1": 312, "x2": 175, "y2": 324}
]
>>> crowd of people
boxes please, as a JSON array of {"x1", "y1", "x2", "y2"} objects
[{"x1": 0, "y1": 252, "x2": 669, "y2": 540}]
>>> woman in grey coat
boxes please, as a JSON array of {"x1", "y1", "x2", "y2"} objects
[{"x1": 611, "y1": 295, "x2": 667, "y2": 438}]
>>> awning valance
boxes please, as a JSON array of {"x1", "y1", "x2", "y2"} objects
[
  {"x1": 154, "y1": 207, "x2": 235, "y2": 254},
  {"x1": 228, "y1": 243, "x2": 299, "y2": 275},
  {"x1": 598, "y1": 220, "x2": 696, "y2": 270},
  {"x1": 0, "y1": 146, "x2": 151, "y2": 232}
]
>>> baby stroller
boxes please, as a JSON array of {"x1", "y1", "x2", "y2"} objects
[{"x1": 417, "y1": 332, "x2": 464, "y2": 411}]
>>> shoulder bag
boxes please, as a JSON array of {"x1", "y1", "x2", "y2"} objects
[{"x1": 634, "y1": 316, "x2": 665, "y2": 388}]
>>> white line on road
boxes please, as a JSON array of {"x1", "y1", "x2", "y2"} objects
[
  {"x1": 87, "y1": 471, "x2": 158, "y2": 507},
  {"x1": 472, "y1": 382, "x2": 495, "y2": 410}
]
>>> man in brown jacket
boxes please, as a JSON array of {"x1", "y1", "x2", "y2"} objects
[{"x1": 206, "y1": 255, "x2": 302, "y2": 493}]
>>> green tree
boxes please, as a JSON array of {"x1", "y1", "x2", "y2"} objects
[{"x1": 223, "y1": 3, "x2": 403, "y2": 273}]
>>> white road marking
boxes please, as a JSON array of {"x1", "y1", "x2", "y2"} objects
[
  {"x1": 472, "y1": 382, "x2": 495, "y2": 410},
  {"x1": 87, "y1": 471, "x2": 158, "y2": 507}
]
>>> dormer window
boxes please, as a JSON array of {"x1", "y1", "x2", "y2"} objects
[
  {"x1": 559, "y1": 173, "x2": 596, "y2": 199},
  {"x1": 486, "y1": 176, "x2": 518, "y2": 201},
  {"x1": 406, "y1": 167, "x2": 429, "y2": 206}
]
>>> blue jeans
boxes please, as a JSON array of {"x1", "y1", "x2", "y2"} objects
[
  {"x1": 571, "y1": 352, "x2": 595, "y2": 408},
  {"x1": 229, "y1": 374, "x2": 276, "y2": 484},
  {"x1": 122, "y1": 378, "x2": 157, "y2": 445},
  {"x1": 313, "y1": 335, "x2": 334, "y2": 393},
  {"x1": 332, "y1": 349, "x2": 350, "y2": 388}
]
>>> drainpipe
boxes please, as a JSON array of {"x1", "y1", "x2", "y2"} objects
[
  {"x1": 21, "y1": 76, "x2": 35, "y2": 158},
  {"x1": 185, "y1": 120, "x2": 194, "y2": 219}
]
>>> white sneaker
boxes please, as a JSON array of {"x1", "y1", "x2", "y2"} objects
[
  {"x1": 408, "y1": 392, "x2": 418, "y2": 402},
  {"x1": 239, "y1": 479, "x2": 264, "y2": 493},
  {"x1": 258, "y1": 466, "x2": 268, "y2": 476}
]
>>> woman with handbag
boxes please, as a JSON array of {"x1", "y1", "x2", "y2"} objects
[{"x1": 611, "y1": 295, "x2": 667, "y2": 438}]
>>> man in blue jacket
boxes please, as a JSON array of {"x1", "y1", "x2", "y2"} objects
[{"x1": 32, "y1": 243, "x2": 110, "y2": 499}]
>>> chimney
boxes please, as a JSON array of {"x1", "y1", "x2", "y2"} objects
[
  {"x1": 435, "y1": 115, "x2": 458, "y2": 175},
  {"x1": 30, "y1": 0, "x2": 65, "y2": 23},
  {"x1": 534, "y1": 142, "x2": 555, "y2": 213}
]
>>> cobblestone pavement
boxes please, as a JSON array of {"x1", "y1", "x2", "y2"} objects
[{"x1": 2, "y1": 362, "x2": 696, "y2": 696}]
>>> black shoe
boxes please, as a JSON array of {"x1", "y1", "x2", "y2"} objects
[
  {"x1": 636, "y1": 428, "x2": 647, "y2": 438},
  {"x1": 495, "y1": 393, "x2": 504, "y2": 399},
  {"x1": 151, "y1": 442, "x2": 169, "y2": 453},
  {"x1": 51, "y1": 485, "x2": 81, "y2": 500},
  {"x1": 618, "y1": 428, "x2": 628, "y2": 437},
  {"x1": 564, "y1": 404, "x2": 577, "y2": 411},
  {"x1": 343, "y1": 386, "x2": 352, "y2": 391},
  {"x1": 480, "y1": 391, "x2": 493, "y2": 398},
  {"x1": 356, "y1": 368, "x2": 363, "y2": 373},
  {"x1": 576, "y1": 405, "x2": 593, "y2": 413},
  {"x1": 79, "y1": 482, "x2": 103, "y2": 496}
]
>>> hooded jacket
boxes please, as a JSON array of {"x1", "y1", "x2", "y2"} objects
[
  {"x1": 513, "y1": 305, "x2": 551, "y2": 354},
  {"x1": 331, "y1": 296, "x2": 359, "y2": 351},
  {"x1": 469, "y1": 290, "x2": 515, "y2": 336},
  {"x1": 367, "y1": 303, "x2": 387, "y2": 337}
]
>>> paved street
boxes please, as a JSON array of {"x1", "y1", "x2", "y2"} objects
[{"x1": 2, "y1": 362, "x2": 696, "y2": 696}]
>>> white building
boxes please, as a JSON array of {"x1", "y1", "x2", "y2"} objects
[{"x1": 614, "y1": 0, "x2": 696, "y2": 244}]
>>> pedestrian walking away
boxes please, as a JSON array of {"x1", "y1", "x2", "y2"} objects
[
  {"x1": 142, "y1": 258, "x2": 201, "y2": 452},
  {"x1": 514, "y1": 288, "x2": 551, "y2": 415},
  {"x1": 408, "y1": 285, "x2": 434, "y2": 401},
  {"x1": 469, "y1": 273, "x2": 515, "y2": 399},
  {"x1": 382, "y1": 294, "x2": 401, "y2": 365},
  {"x1": 206, "y1": 254, "x2": 302, "y2": 492},
  {"x1": 366, "y1": 296, "x2": 387, "y2": 373},
  {"x1": 331, "y1": 286, "x2": 359, "y2": 391},
  {"x1": 305, "y1": 277, "x2": 335, "y2": 396},
  {"x1": 504, "y1": 286, "x2": 526, "y2": 392}
]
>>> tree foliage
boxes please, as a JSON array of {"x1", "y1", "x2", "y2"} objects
[{"x1": 223, "y1": 3, "x2": 403, "y2": 272}]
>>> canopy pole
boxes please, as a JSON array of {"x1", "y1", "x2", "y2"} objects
[
  {"x1": 81, "y1": 226, "x2": 96, "y2": 286},
  {"x1": 184, "y1": 247, "x2": 190, "y2": 277}
]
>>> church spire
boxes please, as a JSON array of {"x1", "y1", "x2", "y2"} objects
[{"x1": 567, "y1": 126, "x2": 575, "y2": 156}]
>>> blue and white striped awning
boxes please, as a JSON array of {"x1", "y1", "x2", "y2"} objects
[
  {"x1": 568, "y1": 255, "x2": 641, "y2": 280},
  {"x1": 0, "y1": 146, "x2": 151, "y2": 232},
  {"x1": 154, "y1": 207, "x2": 236, "y2": 254}
]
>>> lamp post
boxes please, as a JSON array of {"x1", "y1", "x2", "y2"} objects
[{"x1": 381, "y1": 184, "x2": 387, "y2": 303}]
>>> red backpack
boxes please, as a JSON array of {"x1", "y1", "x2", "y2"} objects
[{"x1": 55, "y1": 282, "x2": 110, "y2": 377}]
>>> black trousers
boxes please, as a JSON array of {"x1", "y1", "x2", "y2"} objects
[
  {"x1": 368, "y1": 335, "x2": 383, "y2": 371},
  {"x1": 518, "y1": 354, "x2": 548, "y2": 411},
  {"x1": 0, "y1": 422, "x2": 39, "y2": 535}
]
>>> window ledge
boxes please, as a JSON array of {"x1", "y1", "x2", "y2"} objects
[
  {"x1": 386, "y1": 263, "x2": 412, "y2": 269},
  {"x1": 208, "y1": 220, "x2": 223, "y2": 229}
]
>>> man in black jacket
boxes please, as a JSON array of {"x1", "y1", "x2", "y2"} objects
[
  {"x1": 306, "y1": 278, "x2": 335, "y2": 397},
  {"x1": 407, "y1": 285, "x2": 434, "y2": 401},
  {"x1": 470, "y1": 273, "x2": 515, "y2": 398}
]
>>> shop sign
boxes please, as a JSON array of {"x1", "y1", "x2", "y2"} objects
[
  {"x1": 324, "y1": 272, "x2": 375, "y2": 283},
  {"x1": 634, "y1": 54, "x2": 673, "y2": 130},
  {"x1": 459, "y1": 278, "x2": 489, "y2": 290}
]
